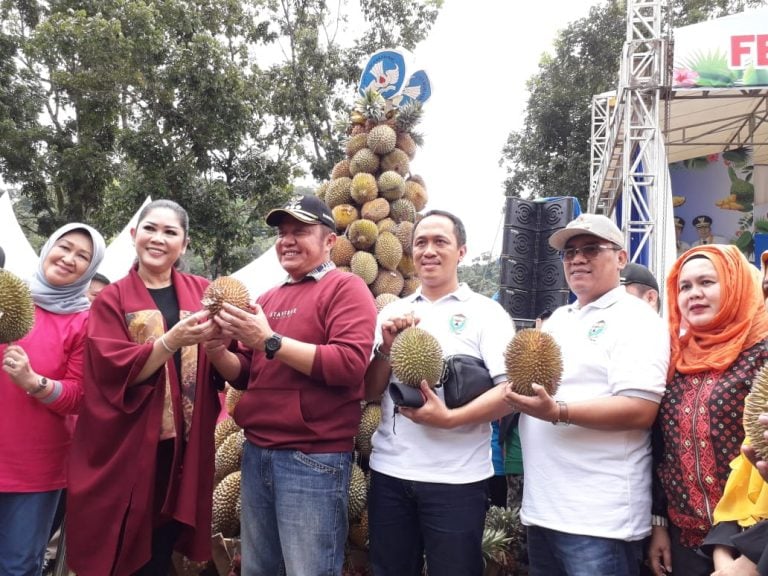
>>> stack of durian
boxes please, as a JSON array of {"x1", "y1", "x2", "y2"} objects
[
  {"x1": 211, "y1": 386, "x2": 245, "y2": 540},
  {"x1": 319, "y1": 89, "x2": 428, "y2": 308}
]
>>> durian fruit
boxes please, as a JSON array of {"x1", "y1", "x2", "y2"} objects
[
  {"x1": 332, "y1": 204, "x2": 358, "y2": 231},
  {"x1": 374, "y1": 231, "x2": 403, "y2": 271},
  {"x1": 225, "y1": 384, "x2": 243, "y2": 417},
  {"x1": 348, "y1": 462, "x2": 368, "y2": 521},
  {"x1": 348, "y1": 508, "x2": 369, "y2": 550},
  {"x1": 367, "y1": 124, "x2": 397, "y2": 155},
  {"x1": 350, "y1": 173, "x2": 379, "y2": 205},
  {"x1": 345, "y1": 133, "x2": 369, "y2": 158},
  {"x1": 377, "y1": 171, "x2": 405, "y2": 201},
  {"x1": 330, "y1": 236, "x2": 356, "y2": 267},
  {"x1": 349, "y1": 148, "x2": 380, "y2": 176},
  {"x1": 390, "y1": 326, "x2": 444, "y2": 388},
  {"x1": 212, "y1": 470, "x2": 241, "y2": 537},
  {"x1": 361, "y1": 197, "x2": 390, "y2": 222},
  {"x1": 214, "y1": 416, "x2": 240, "y2": 452},
  {"x1": 744, "y1": 365, "x2": 768, "y2": 460},
  {"x1": 325, "y1": 177, "x2": 353, "y2": 209},
  {"x1": 201, "y1": 276, "x2": 250, "y2": 317},
  {"x1": 331, "y1": 159, "x2": 351, "y2": 179},
  {"x1": 215, "y1": 429, "x2": 244, "y2": 484},
  {"x1": 0, "y1": 269, "x2": 35, "y2": 343},
  {"x1": 348, "y1": 219, "x2": 379, "y2": 251},
  {"x1": 371, "y1": 269, "x2": 404, "y2": 297},
  {"x1": 356, "y1": 402, "x2": 381, "y2": 457},
  {"x1": 390, "y1": 198, "x2": 416, "y2": 224},
  {"x1": 374, "y1": 293, "x2": 399, "y2": 312},
  {"x1": 317, "y1": 80, "x2": 431, "y2": 303},
  {"x1": 404, "y1": 179, "x2": 428, "y2": 212},
  {"x1": 504, "y1": 329, "x2": 563, "y2": 397},
  {"x1": 350, "y1": 251, "x2": 378, "y2": 285}
]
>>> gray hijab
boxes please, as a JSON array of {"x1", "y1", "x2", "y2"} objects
[{"x1": 29, "y1": 222, "x2": 107, "y2": 314}]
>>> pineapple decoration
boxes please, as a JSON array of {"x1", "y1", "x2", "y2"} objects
[{"x1": 322, "y1": 49, "x2": 432, "y2": 301}]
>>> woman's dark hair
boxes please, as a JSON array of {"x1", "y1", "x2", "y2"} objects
[
  {"x1": 414, "y1": 210, "x2": 467, "y2": 247},
  {"x1": 137, "y1": 199, "x2": 189, "y2": 239}
]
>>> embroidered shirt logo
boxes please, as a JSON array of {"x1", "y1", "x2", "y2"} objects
[
  {"x1": 588, "y1": 320, "x2": 606, "y2": 341},
  {"x1": 449, "y1": 314, "x2": 467, "y2": 334}
]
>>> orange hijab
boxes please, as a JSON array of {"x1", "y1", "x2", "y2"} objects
[{"x1": 666, "y1": 244, "x2": 768, "y2": 378}]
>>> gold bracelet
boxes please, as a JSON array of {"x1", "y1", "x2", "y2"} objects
[{"x1": 159, "y1": 335, "x2": 178, "y2": 354}]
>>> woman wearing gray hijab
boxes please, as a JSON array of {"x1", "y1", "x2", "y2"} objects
[{"x1": 0, "y1": 222, "x2": 105, "y2": 576}]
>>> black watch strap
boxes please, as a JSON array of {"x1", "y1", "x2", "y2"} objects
[{"x1": 265, "y1": 333, "x2": 283, "y2": 359}]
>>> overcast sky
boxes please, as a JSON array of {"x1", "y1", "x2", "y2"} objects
[{"x1": 409, "y1": 0, "x2": 605, "y2": 262}]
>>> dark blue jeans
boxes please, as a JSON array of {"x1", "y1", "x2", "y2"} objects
[
  {"x1": 527, "y1": 525, "x2": 643, "y2": 576},
  {"x1": 0, "y1": 490, "x2": 61, "y2": 576},
  {"x1": 240, "y1": 442, "x2": 352, "y2": 576},
  {"x1": 368, "y1": 470, "x2": 488, "y2": 576}
]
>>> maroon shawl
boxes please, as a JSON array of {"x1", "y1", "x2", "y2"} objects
[{"x1": 66, "y1": 267, "x2": 219, "y2": 576}]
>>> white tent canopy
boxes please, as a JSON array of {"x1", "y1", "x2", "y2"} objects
[
  {"x1": 0, "y1": 192, "x2": 38, "y2": 280},
  {"x1": 231, "y1": 246, "x2": 285, "y2": 301},
  {"x1": 98, "y1": 196, "x2": 152, "y2": 283}
]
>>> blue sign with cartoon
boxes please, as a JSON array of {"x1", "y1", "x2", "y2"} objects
[
  {"x1": 359, "y1": 49, "x2": 407, "y2": 99},
  {"x1": 391, "y1": 69, "x2": 432, "y2": 107}
]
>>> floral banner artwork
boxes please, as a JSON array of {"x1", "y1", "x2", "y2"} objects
[{"x1": 672, "y1": 8, "x2": 768, "y2": 88}]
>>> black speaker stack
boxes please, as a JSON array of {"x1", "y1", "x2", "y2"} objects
[{"x1": 498, "y1": 197, "x2": 577, "y2": 329}]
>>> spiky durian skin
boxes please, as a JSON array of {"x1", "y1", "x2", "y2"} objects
[
  {"x1": 374, "y1": 293, "x2": 399, "y2": 312},
  {"x1": 348, "y1": 219, "x2": 379, "y2": 251},
  {"x1": 212, "y1": 471, "x2": 241, "y2": 537},
  {"x1": 214, "y1": 429, "x2": 244, "y2": 484},
  {"x1": 361, "y1": 197, "x2": 390, "y2": 223},
  {"x1": 404, "y1": 180, "x2": 428, "y2": 212},
  {"x1": 331, "y1": 158, "x2": 352, "y2": 179},
  {"x1": 345, "y1": 133, "x2": 369, "y2": 158},
  {"x1": 371, "y1": 269, "x2": 404, "y2": 298},
  {"x1": 330, "y1": 236, "x2": 356, "y2": 267},
  {"x1": 356, "y1": 402, "x2": 381, "y2": 457},
  {"x1": 390, "y1": 198, "x2": 417, "y2": 224},
  {"x1": 331, "y1": 204, "x2": 358, "y2": 231},
  {"x1": 377, "y1": 170, "x2": 406, "y2": 201},
  {"x1": 401, "y1": 277, "x2": 420, "y2": 297},
  {"x1": 745, "y1": 365, "x2": 768, "y2": 460},
  {"x1": 350, "y1": 252, "x2": 378, "y2": 285},
  {"x1": 390, "y1": 326, "x2": 444, "y2": 388},
  {"x1": 348, "y1": 463, "x2": 368, "y2": 521},
  {"x1": 325, "y1": 177, "x2": 353, "y2": 209},
  {"x1": 225, "y1": 384, "x2": 243, "y2": 417},
  {"x1": 202, "y1": 276, "x2": 250, "y2": 317},
  {"x1": 380, "y1": 148, "x2": 410, "y2": 177},
  {"x1": 0, "y1": 269, "x2": 35, "y2": 344},
  {"x1": 374, "y1": 231, "x2": 403, "y2": 271},
  {"x1": 214, "y1": 417, "x2": 241, "y2": 452},
  {"x1": 350, "y1": 172, "x2": 379, "y2": 205},
  {"x1": 504, "y1": 329, "x2": 563, "y2": 396},
  {"x1": 367, "y1": 124, "x2": 397, "y2": 155},
  {"x1": 349, "y1": 148, "x2": 380, "y2": 176}
]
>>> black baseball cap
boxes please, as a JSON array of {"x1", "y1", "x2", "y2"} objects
[
  {"x1": 266, "y1": 195, "x2": 336, "y2": 231},
  {"x1": 620, "y1": 263, "x2": 659, "y2": 292}
]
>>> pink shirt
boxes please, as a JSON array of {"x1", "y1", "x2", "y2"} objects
[{"x1": 0, "y1": 306, "x2": 88, "y2": 492}]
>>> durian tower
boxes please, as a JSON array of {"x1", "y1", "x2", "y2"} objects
[{"x1": 319, "y1": 89, "x2": 427, "y2": 303}]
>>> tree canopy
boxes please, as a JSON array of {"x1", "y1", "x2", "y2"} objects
[{"x1": 0, "y1": 0, "x2": 441, "y2": 276}]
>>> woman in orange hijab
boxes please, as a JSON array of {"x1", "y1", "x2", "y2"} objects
[{"x1": 647, "y1": 245, "x2": 768, "y2": 576}]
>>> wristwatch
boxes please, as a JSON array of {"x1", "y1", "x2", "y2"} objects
[
  {"x1": 264, "y1": 333, "x2": 283, "y2": 360},
  {"x1": 27, "y1": 376, "x2": 49, "y2": 396}
]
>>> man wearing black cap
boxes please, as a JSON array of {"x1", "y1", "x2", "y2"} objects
[
  {"x1": 691, "y1": 214, "x2": 727, "y2": 247},
  {"x1": 208, "y1": 194, "x2": 377, "y2": 575},
  {"x1": 621, "y1": 263, "x2": 661, "y2": 312}
]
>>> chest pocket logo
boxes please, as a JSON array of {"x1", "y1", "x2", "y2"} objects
[
  {"x1": 449, "y1": 313, "x2": 467, "y2": 334},
  {"x1": 588, "y1": 320, "x2": 606, "y2": 341}
]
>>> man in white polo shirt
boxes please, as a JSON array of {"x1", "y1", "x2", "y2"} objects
[
  {"x1": 364, "y1": 209, "x2": 515, "y2": 576},
  {"x1": 403, "y1": 213, "x2": 670, "y2": 576}
]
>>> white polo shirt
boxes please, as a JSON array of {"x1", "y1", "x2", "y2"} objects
[
  {"x1": 519, "y1": 286, "x2": 670, "y2": 541},
  {"x1": 369, "y1": 283, "x2": 515, "y2": 484}
]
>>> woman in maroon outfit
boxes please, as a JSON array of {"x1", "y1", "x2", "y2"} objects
[{"x1": 67, "y1": 199, "x2": 221, "y2": 576}]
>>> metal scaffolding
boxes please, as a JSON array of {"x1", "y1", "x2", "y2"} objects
[{"x1": 589, "y1": 0, "x2": 673, "y2": 278}]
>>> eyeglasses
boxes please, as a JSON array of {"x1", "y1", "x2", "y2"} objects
[{"x1": 560, "y1": 244, "x2": 620, "y2": 262}]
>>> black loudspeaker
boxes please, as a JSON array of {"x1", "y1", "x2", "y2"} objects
[{"x1": 499, "y1": 197, "x2": 576, "y2": 327}]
